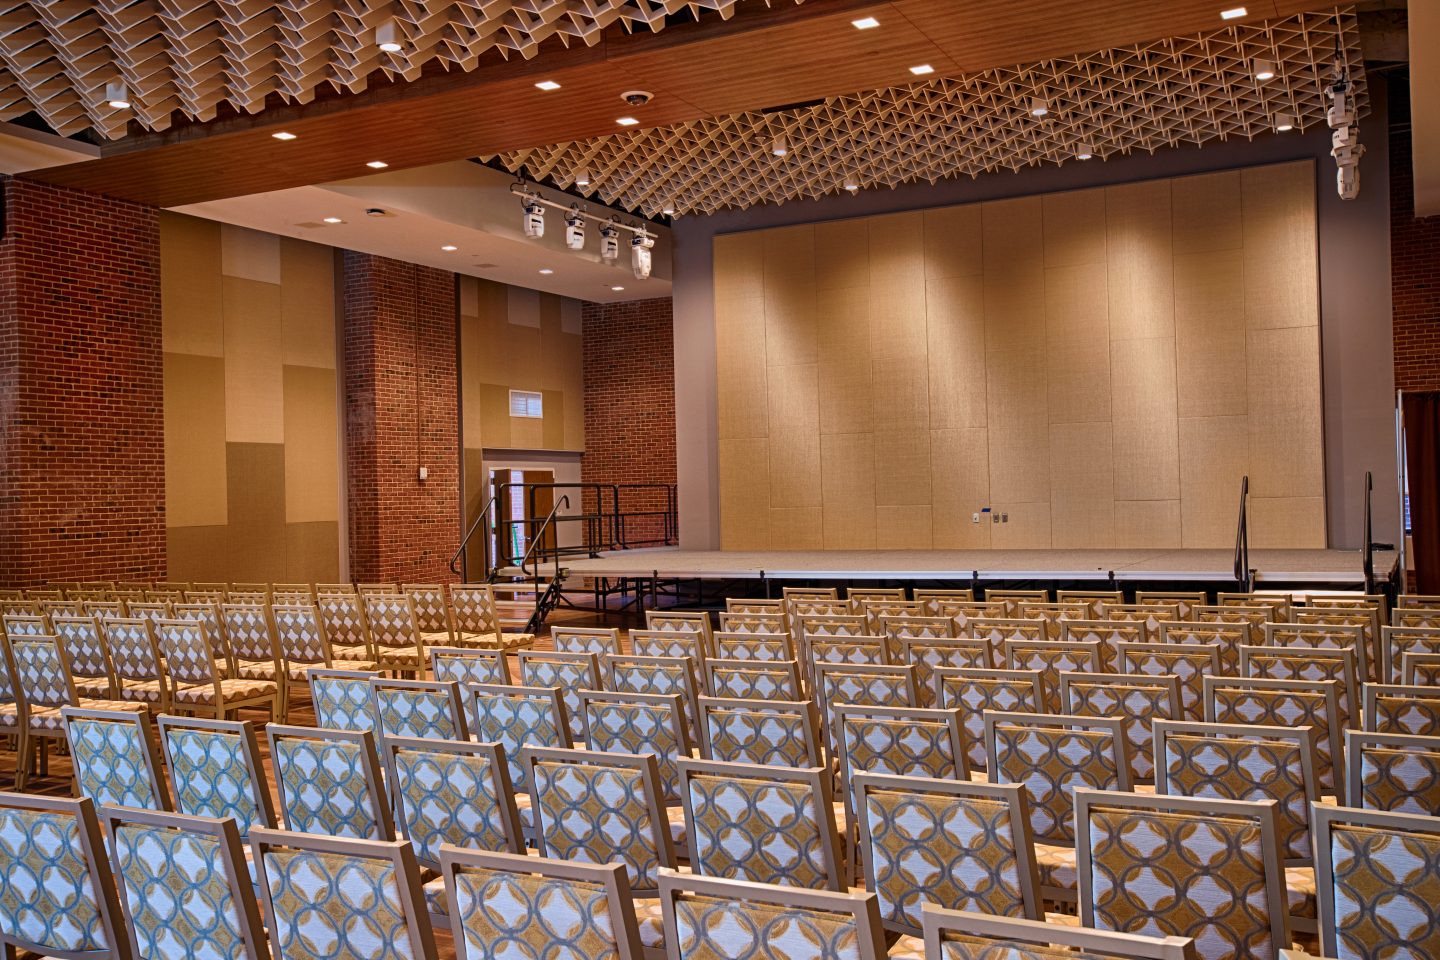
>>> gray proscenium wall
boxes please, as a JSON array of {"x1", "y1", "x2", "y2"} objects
[{"x1": 671, "y1": 74, "x2": 1395, "y2": 552}]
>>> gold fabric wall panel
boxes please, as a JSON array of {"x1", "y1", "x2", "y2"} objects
[
  {"x1": 164, "y1": 353, "x2": 228, "y2": 528},
  {"x1": 221, "y1": 275, "x2": 284, "y2": 445},
  {"x1": 279, "y1": 239, "x2": 336, "y2": 369},
  {"x1": 160, "y1": 213, "x2": 224, "y2": 357},
  {"x1": 283, "y1": 365, "x2": 339, "y2": 524},
  {"x1": 712, "y1": 159, "x2": 1326, "y2": 550}
]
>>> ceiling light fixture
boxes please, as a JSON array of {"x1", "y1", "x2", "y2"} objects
[
  {"x1": 1076, "y1": 143, "x2": 1095, "y2": 160},
  {"x1": 575, "y1": 169, "x2": 591, "y2": 188},
  {"x1": 441, "y1": 245, "x2": 458, "y2": 252},
  {"x1": 771, "y1": 135, "x2": 788, "y2": 157},
  {"x1": 1252, "y1": 58, "x2": 1275, "y2": 81},
  {"x1": 522, "y1": 195, "x2": 545, "y2": 238},
  {"x1": 661, "y1": 202, "x2": 676, "y2": 215},
  {"x1": 535, "y1": 80, "x2": 562, "y2": 91},
  {"x1": 538, "y1": 268, "x2": 555, "y2": 275},
  {"x1": 105, "y1": 81, "x2": 130, "y2": 109},
  {"x1": 842, "y1": 177, "x2": 859, "y2": 193},
  {"x1": 1274, "y1": 112, "x2": 1295, "y2": 132},
  {"x1": 322, "y1": 216, "x2": 343, "y2": 223},
  {"x1": 851, "y1": 16, "x2": 879, "y2": 29},
  {"x1": 909, "y1": 64, "x2": 935, "y2": 76},
  {"x1": 565, "y1": 207, "x2": 586, "y2": 250},
  {"x1": 631, "y1": 232, "x2": 655, "y2": 280},
  {"x1": 1220, "y1": 6, "x2": 1247, "y2": 20},
  {"x1": 376, "y1": 20, "x2": 403, "y2": 52},
  {"x1": 271, "y1": 131, "x2": 297, "y2": 141},
  {"x1": 616, "y1": 116, "x2": 640, "y2": 127},
  {"x1": 611, "y1": 285, "x2": 625, "y2": 292},
  {"x1": 1029, "y1": 97, "x2": 1049, "y2": 117},
  {"x1": 366, "y1": 160, "x2": 388, "y2": 169},
  {"x1": 599, "y1": 223, "x2": 620, "y2": 262}
]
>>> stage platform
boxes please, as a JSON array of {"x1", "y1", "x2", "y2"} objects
[{"x1": 563, "y1": 547, "x2": 1397, "y2": 587}]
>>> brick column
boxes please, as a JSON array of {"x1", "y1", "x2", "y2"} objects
[
  {"x1": 0, "y1": 177, "x2": 165, "y2": 585},
  {"x1": 341, "y1": 251, "x2": 460, "y2": 582}
]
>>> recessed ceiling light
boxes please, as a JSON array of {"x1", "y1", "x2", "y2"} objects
[
  {"x1": 272, "y1": 131, "x2": 297, "y2": 141},
  {"x1": 1220, "y1": 6, "x2": 1247, "y2": 19},
  {"x1": 366, "y1": 160, "x2": 388, "y2": 169},
  {"x1": 851, "y1": 16, "x2": 880, "y2": 29},
  {"x1": 376, "y1": 20, "x2": 403, "y2": 52},
  {"x1": 1029, "y1": 97, "x2": 1049, "y2": 117},
  {"x1": 616, "y1": 117, "x2": 640, "y2": 127},
  {"x1": 539, "y1": 268, "x2": 555, "y2": 275},
  {"x1": 1273, "y1": 112, "x2": 1294, "y2": 132},
  {"x1": 909, "y1": 64, "x2": 935, "y2": 76},
  {"x1": 611, "y1": 285, "x2": 625, "y2": 291},
  {"x1": 105, "y1": 81, "x2": 130, "y2": 109},
  {"x1": 1252, "y1": 58, "x2": 1275, "y2": 81},
  {"x1": 535, "y1": 80, "x2": 562, "y2": 91},
  {"x1": 441, "y1": 245, "x2": 458, "y2": 252},
  {"x1": 322, "y1": 216, "x2": 343, "y2": 224}
]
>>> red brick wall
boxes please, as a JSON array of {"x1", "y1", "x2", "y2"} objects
[
  {"x1": 580, "y1": 297, "x2": 677, "y2": 547},
  {"x1": 1391, "y1": 84, "x2": 1440, "y2": 392},
  {"x1": 342, "y1": 251, "x2": 461, "y2": 582},
  {"x1": 0, "y1": 177, "x2": 165, "y2": 585}
]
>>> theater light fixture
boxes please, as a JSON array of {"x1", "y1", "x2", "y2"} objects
[
  {"x1": 631, "y1": 231, "x2": 655, "y2": 279},
  {"x1": 1273, "y1": 112, "x2": 1294, "y2": 132},
  {"x1": 565, "y1": 207, "x2": 586, "y2": 250},
  {"x1": 1252, "y1": 58, "x2": 1275, "y2": 81},
  {"x1": 1029, "y1": 97, "x2": 1049, "y2": 117},
  {"x1": 600, "y1": 222, "x2": 620, "y2": 262},
  {"x1": 271, "y1": 131, "x2": 297, "y2": 141},
  {"x1": 851, "y1": 16, "x2": 879, "y2": 29},
  {"x1": 376, "y1": 20, "x2": 403, "y2": 52},
  {"x1": 105, "y1": 82, "x2": 130, "y2": 109},
  {"x1": 535, "y1": 80, "x2": 562, "y2": 91},
  {"x1": 522, "y1": 194, "x2": 545, "y2": 238},
  {"x1": 1221, "y1": 7, "x2": 1247, "y2": 20}
]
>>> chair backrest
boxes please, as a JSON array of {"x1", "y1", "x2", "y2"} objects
[
  {"x1": 814, "y1": 663, "x2": 918, "y2": 748},
  {"x1": 99, "y1": 618, "x2": 164, "y2": 692},
  {"x1": 380, "y1": 736, "x2": 524, "y2": 870},
  {"x1": 706, "y1": 658, "x2": 803, "y2": 700},
  {"x1": 1018, "y1": 602, "x2": 1090, "y2": 640},
  {"x1": 308, "y1": 667, "x2": 381, "y2": 732},
  {"x1": 170, "y1": 602, "x2": 230, "y2": 665},
  {"x1": 986, "y1": 589, "x2": 1050, "y2": 615},
  {"x1": 315, "y1": 592, "x2": 370, "y2": 651},
  {"x1": 271, "y1": 603, "x2": 334, "y2": 666},
  {"x1": 61, "y1": 707, "x2": 169, "y2": 812},
  {"x1": 439, "y1": 848, "x2": 644, "y2": 960},
  {"x1": 1136, "y1": 590, "x2": 1208, "y2": 620},
  {"x1": 1346, "y1": 729, "x2": 1440, "y2": 816},
  {"x1": 603, "y1": 653, "x2": 702, "y2": 741},
  {"x1": 466, "y1": 682, "x2": 572, "y2": 792},
  {"x1": 1383, "y1": 625, "x2": 1440, "y2": 682},
  {"x1": 628, "y1": 628, "x2": 707, "y2": 664},
  {"x1": 1241, "y1": 643, "x2": 1358, "y2": 726},
  {"x1": 524, "y1": 746, "x2": 675, "y2": 894},
  {"x1": 448, "y1": 584, "x2": 502, "y2": 637},
  {"x1": 645, "y1": 610, "x2": 712, "y2": 647},
  {"x1": 1002, "y1": 638, "x2": 1102, "y2": 713},
  {"x1": 1058, "y1": 590, "x2": 1126, "y2": 617},
  {"x1": 1103, "y1": 603, "x2": 1182, "y2": 640},
  {"x1": 551, "y1": 626, "x2": 624, "y2": 657},
  {"x1": 581, "y1": 689, "x2": 692, "y2": 803},
  {"x1": 153, "y1": 619, "x2": 221, "y2": 692},
  {"x1": 1206, "y1": 675, "x2": 1345, "y2": 797},
  {"x1": 1264, "y1": 621, "x2": 1367, "y2": 684},
  {"x1": 251, "y1": 828, "x2": 437, "y2": 960},
  {"x1": 1193, "y1": 604, "x2": 1271, "y2": 646},
  {"x1": 219, "y1": 603, "x2": 278, "y2": 665},
  {"x1": 835, "y1": 704, "x2": 968, "y2": 811},
  {"x1": 852, "y1": 773, "x2": 1042, "y2": 936},
  {"x1": 658, "y1": 869, "x2": 887, "y2": 960},
  {"x1": 808, "y1": 637, "x2": 889, "y2": 689},
  {"x1": 1075, "y1": 788, "x2": 1288, "y2": 960},
  {"x1": 101, "y1": 807, "x2": 266, "y2": 960},
  {"x1": 1402, "y1": 650, "x2": 1440, "y2": 684},
  {"x1": 0, "y1": 793, "x2": 130, "y2": 960},
  {"x1": 3, "y1": 613, "x2": 51, "y2": 638},
  {"x1": 430, "y1": 646, "x2": 510, "y2": 685},
  {"x1": 1218, "y1": 593, "x2": 1290, "y2": 618},
  {"x1": 1364, "y1": 682, "x2": 1440, "y2": 736},
  {"x1": 1159, "y1": 620, "x2": 1248, "y2": 673},
  {"x1": 984, "y1": 710, "x2": 1131, "y2": 846},
  {"x1": 697, "y1": 696, "x2": 823, "y2": 769},
  {"x1": 921, "y1": 906, "x2": 1197, "y2": 960},
  {"x1": 726, "y1": 597, "x2": 790, "y2": 616},
  {"x1": 902, "y1": 637, "x2": 992, "y2": 707},
  {"x1": 402, "y1": 584, "x2": 452, "y2": 634},
  {"x1": 1061, "y1": 620, "x2": 1146, "y2": 670},
  {"x1": 156, "y1": 715, "x2": 275, "y2": 839},
  {"x1": 1119, "y1": 641, "x2": 1221, "y2": 721},
  {"x1": 929, "y1": 599, "x2": 1007, "y2": 628},
  {"x1": 784, "y1": 587, "x2": 842, "y2": 601},
  {"x1": 362, "y1": 593, "x2": 423, "y2": 663},
  {"x1": 1061, "y1": 671, "x2": 1181, "y2": 783},
  {"x1": 369, "y1": 677, "x2": 467, "y2": 740},
  {"x1": 1313, "y1": 804, "x2": 1440, "y2": 960},
  {"x1": 934, "y1": 667, "x2": 1044, "y2": 772},
  {"x1": 967, "y1": 619, "x2": 1046, "y2": 664},
  {"x1": 517, "y1": 650, "x2": 601, "y2": 742},
  {"x1": 50, "y1": 615, "x2": 112, "y2": 686},
  {"x1": 879, "y1": 614, "x2": 955, "y2": 661},
  {"x1": 7, "y1": 632, "x2": 78, "y2": 711},
  {"x1": 711, "y1": 631, "x2": 794, "y2": 662},
  {"x1": 267, "y1": 724, "x2": 393, "y2": 840},
  {"x1": 1154, "y1": 718, "x2": 1320, "y2": 866},
  {"x1": 678, "y1": 757, "x2": 844, "y2": 891},
  {"x1": 717, "y1": 612, "x2": 788, "y2": 637}
]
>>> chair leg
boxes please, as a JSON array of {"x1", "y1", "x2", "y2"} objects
[{"x1": 12, "y1": 731, "x2": 29, "y2": 791}]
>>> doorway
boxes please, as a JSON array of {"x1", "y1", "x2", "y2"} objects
[{"x1": 492, "y1": 468, "x2": 554, "y2": 566}]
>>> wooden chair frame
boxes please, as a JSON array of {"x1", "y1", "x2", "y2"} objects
[
  {"x1": 155, "y1": 714, "x2": 276, "y2": 835},
  {"x1": 1344, "y1": 728, "x2": 1440, "y2": 812},
  {"x1": 367, "y1": 676, "x2": 469, "y2": 741},
  {"x1": 696, "y1": 696, "x2": 824, "y2": 768},
  {"x1": 922, "y1": 904, "x2": 1197, "y2": 960},
  {"x1": 429, "y1": 646, "x2": 511, "y2": 685},
  {"x1": 704, "y1": 657, "x2": 803, "y2": 701},
  {"x1": 60, "y1": 706, "x2": 171, "y2": 811},
  {"x1": 265, "y1": 724, "x2": 394, "y2": 840}
]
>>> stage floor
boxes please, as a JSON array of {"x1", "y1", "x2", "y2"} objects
[{"x1": 563, "y1": 547, "x2": 1396, "y2": 585}]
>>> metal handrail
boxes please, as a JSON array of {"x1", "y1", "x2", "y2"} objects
[
  {"x1": 1233, "y1": 475, "x2": 1251, "y2": 590},
  {"x1": 1363, "y1": 470, "x2": 1375, "y2": 590},
  {"x1": 519, "y1": 495, "x2": 571, "y2": 582},
  {"x1": 450, "y1": 492, "x2": 497, "y2": 581}
]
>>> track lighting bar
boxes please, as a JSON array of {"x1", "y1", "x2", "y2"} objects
[{"x1": 508, "y1": 184, "x2": 655, "y2": 240}]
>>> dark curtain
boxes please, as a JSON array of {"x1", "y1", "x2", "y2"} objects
[{"x1": 1404, "y1": 391, "x2": 1440, "y2": 593}]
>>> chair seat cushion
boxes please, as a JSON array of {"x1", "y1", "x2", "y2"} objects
[
  {"x1": 234, "y1": 660, "x2": 279, "y2": 681},
  {"x1": 1035, "y1": 843, "x2": 1078, "y2": 891},
  {"x1": 423, "y1": 876, "x2": 447, "y2": 916},
  {"x1": 666, "y1": 805, "x2": 687, "y2": 851},
  {"x1": 635, "y1": 898, "x2": 666, "y2": 948},
  {"x1": 118, "y1": 679, "x2": 166, "y2": 702},
  {"x1": 73, "y1": 678, "x2": 112, "y2": 699},
  {"x1": 1285, "y1": 865, "x2": 1317, "y2": 919},
  {"x1": 888, "y1": 935, "x2": 925, "y2": 960},
  {"x1": 330, "y1": 644, "x2": 371, "y2": 660},
  {"x1": 172, "y1": 678, "x2": 278, "y2": 705},
  {"x1": 419, "y1": 630, "x2": 453, "y2": 645},
  {"x1": 286, "y1": 660, "x2": 378, "y2": 682},
  {"x1": 26, "y1": 699, "x2": 146, "y2": 731}
]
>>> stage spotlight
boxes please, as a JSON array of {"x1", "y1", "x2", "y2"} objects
[
  {"x1": 631, "y1": 232, "x2": 655, "y2": 280},
  {"x1": 600, "y1": 222, "x2": 620, "y2": 262},
  {"x1": 522, "y1": 195, "x2": 545, "y2": 239},
  {"x1": 565, "y1": 207, "x2": 586, "y2": 250}
]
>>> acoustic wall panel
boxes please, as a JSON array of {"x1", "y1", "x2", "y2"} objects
[{"x1": 713, "y1": 159, "x2": 1326, "y2": 550}]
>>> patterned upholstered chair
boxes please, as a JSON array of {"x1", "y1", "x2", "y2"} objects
[
  {"x1": 629, "y1": 629, "x2": 708, "y2": 667},
  {"x1": 712, "y1": 632, "x2": 795, "y2": 662},
  {"x1": 1061, "y1": 621, "x2": 1146, "y2": 671},
  {"x1": 1160, "y1": 621, "x2": 1250, "y2": 675},
  {"x1": 604, "y1": 653, "x2": 704, "y2": 743},
  {"x1": 272, "y1": 604, "x2": 378, "y2": 709},
  {"x1": 309, "y1": 667, "x2": 382, "y2": 732},
  {"x1": 1075, "y1": 789, "x2": 1289, "y2": 960},
  {"x1": 251, "y1": 828, "x2": 438, "y2": 960},
  {"x1": 1293, "y1": 609, "x2": 1379, "y2": 682},
  {"x1": 921, "y1": 906, "x2": 1197, "y2": 960},
  {"x1": 1135, "y1": 590, "x2": 1206, "y2": 621},
  {"x1": 2, "y1": 613, "x2": 52, "y2": 638},
  {"x1": 1002, "y1": 638, "x2": 1102, "y2": 713},
  {"x1": 100, "y1": 618, "x2": 171, "y2": 714},
  {"x1": 645, "y1": 610, "x2": 713, "y2": 653},
  {"x1": 518, "y1": 650, "x2": 602, "y2": 743},
  {"x1": 984, "y1": 711, "x2": 1131, "y2": 903},
  {"x1": 697, "y1": 696, "x2": 824, "y2": 769},
  {"x1": 553, "y1": 626, "x2": 625, "y2": 657},
  {"x1": 1121, "y1": 641, "x2": 1221, "y2": 722},
  {"x1": 1313, "y1": 804, "x2": 1440, "y2": 960},
  {"x1": 1345, "y1": 729, "x2": 1440, "y2": 815},
  {"x1": 1193, "y1": 604, "x2": 1272, "y2": 647},
  {"x1": 1218, "y1": 593, "x2": 1291, "y2": 618},
  {"x1": 657, "y1": 869, "x2": 887, "y2": 960},
  {"x1": 852, "y1": 773, "x2": 1043, "y2": 936},
  {"x1": 315, "y1": 592, "x2": 374, "y2": 663},
  {"x1": 50, "y1": 615, "x2": 115, "y2": 700},
  {"x1": 581, "y1": 689, "x2": 693, "y2": 805},
  {"x1": 814, "y1": 663, "x2": 918, "y2": 752},
  {"x1": 706, "y1": 658, "x2": 803, "y2": 701},
  {"x1": 466, "y1": 682, "x2": 573, "y2": 806},
  {"x1": 381, "y1": 736, "x2": 525, "y2": 924},
  {"x1": 1057, "y1": 590, "x2": 1126, "y2": 618},
  {"x1": 902, "y1": 638, "x2": 993, "y2": 707},
  {"x1": 362, "y1": 593, "x2": 429, "y2": 676},
  {"x1": 266, "y1": 725, "x2": 394, "y2": 840},
  {"x1": 678, "y1": 758, "x2": 844, "y2": 891},
  {"x1": 156, "y1": 715, "x2": 276, "y2": 841},
  {"x1": 1363, "y1": 683, "x2": 1440, "y2": 737},
  {"x1": 882, "y1": 615, "x2": 958, "y2": 664},
  {"x1": 718, "y1": 610, "x2": 789, "y2": 637},
  {"x1": 985, "y1": 590, "x2": 1050, "y2": 616},
  {"x1": 1402, "y1": 650, "x2": 1440, "y2": 684},
  {"x1": 834, "y1": 704, "x2": 968, "y2": 820},
  {"x1": 0, "y1": 793, "x2": 130, "y2": 960},
  {"x1": 100, "y1": 807, "x2": 267, "y2": 960},
  {"x1": 1241, "y1": 644, "x2": 1359, "y2": 728},
  {"x1": 450, "y1": 584, "x2": 526, "y2": 649},
  {"x1": 440, "y1": 848, "x2": 647, "y2": 960},
  {"x1": 1382, "y1": 625, "x2": 1440, "y2": 682},
  {"x1": 1061, "y1": 672, "x2": 1182, "y2": 784},
  {"x1": 1263, "y1": 621, "x2": 1367, "y2": 685},
  {"x1": 170, "y1": 602, "x2": 234, "y2": 678},
  {"x1": 934, "y1": 667, "x2": 1044, "y2": 774},
  {"x1": 969, "y1": 620, "x2": 1047, "y2": 669},
  {"x1": 60, "y1": 707, "x2": 170, "y2": 812},
  {"x1": 403, "y1": 584, "x2": 455, "y2": 647},
  {"x1": 1206, "y1": 676, "x2": 1346, "y2": 797},
  {"x1": 800, "y1": 616, "x2": 874, "y2": 668},
  {"x1": 430, "y1": 646, "x2": 511, "y2": 685},
  {"x1": 808, "y1": 637, "x2": 890, "y2": 693},
  {"x1": 219, "y1": 602, "x2": 287, "y2": 717},
  {"x1": 1016, "y1": 602, "x2": 1089, "y2": 641},
  {"x1": 1106, "y1": 603, "x2": 1183, "y2": 642},
  {"x1": 524, "y1": 746, "x2": 677, "y2": 895},
  {"x1": 154, "y1": 619, "x2": 278, "y2": 721},
  {"x1": 369, "y1": 677, "x2": 468, "y2": 740}
]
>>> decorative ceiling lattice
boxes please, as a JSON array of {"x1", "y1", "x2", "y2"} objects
[
  {"x1": 0, "y1": 0, "x2": 800, "y2": 140},
  {"x1": 492, "y1": 8, "x2": 1367, "y2": 218}
]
